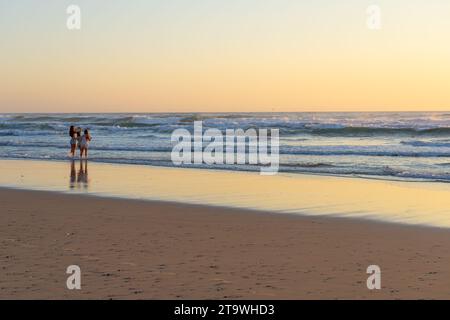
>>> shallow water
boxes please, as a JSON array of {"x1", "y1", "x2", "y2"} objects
[
  {"x1": 1, "y1": 159, "x2": 450, "y2": 228},
  {"x1": 2, "y1": 112, "x2": 450, "y2": 181}
]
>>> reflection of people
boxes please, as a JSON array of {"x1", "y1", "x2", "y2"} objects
[
  {"x1": 69, "y1": 160, "x2": 76, "y2": 189},
  {"x1": 69, "y1": 160, "x2": 89, "y2": 190},
  {"x1": 77, "y1": 160, "x2": 89, "y2": 188}
]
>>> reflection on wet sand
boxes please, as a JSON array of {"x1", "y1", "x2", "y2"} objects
[
  {"x1": 69, "y1": 160, "x2": 89, "y2": 190},
  {"x1": 1, "y1": 159, "x2": 450, "y2": 228}
]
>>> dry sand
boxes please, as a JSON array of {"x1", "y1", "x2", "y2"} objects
[{"x1": 1, "y1": 187, "x2": 450, "y2": 299}]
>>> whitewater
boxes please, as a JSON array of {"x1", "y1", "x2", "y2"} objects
[{"x1": 1, "y1": 112, "x2": 450, "y2": 182}]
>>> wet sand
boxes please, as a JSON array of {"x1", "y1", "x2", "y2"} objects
[
  {"x1": 2, "y1": 187, "x2": 450, "y2": 299},
  {"x1": 2, "y1": 159, "x2": 450, "y2": 228}
]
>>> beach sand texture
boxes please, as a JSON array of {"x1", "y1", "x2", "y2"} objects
[{"x1": 2, "y1": 188, "x2": 450, "y2": 299}]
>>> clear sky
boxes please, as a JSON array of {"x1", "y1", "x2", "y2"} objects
[{"x1": 1, "y1": 0, "x2": 450, "y2": 113}]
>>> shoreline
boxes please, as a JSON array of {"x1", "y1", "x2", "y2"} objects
[
  {"x1": 2, "y1": 187, "x2": 450, "y2": 299},
  {"x1": 1, "y1": 159, "x2": 450, "y2": 228},
  {"x1": 1, "y1": 156, "x2": 449, "y2": 185}
]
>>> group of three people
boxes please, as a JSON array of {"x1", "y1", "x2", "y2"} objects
[{"x1": 69, "y1": 126, "x2": 92, "y2": 158}]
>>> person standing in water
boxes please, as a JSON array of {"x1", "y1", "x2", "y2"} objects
[
  {"x1": 69, "y1": 126, "x2": 78, "y2": 157},
  {"x1": 80, "y1": 129, "x2": 92, "y2": 158},
  {"x1": 69, "y1": 132, "x2": 78, "y2": 157}
]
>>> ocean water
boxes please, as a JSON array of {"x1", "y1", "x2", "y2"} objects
[{"x1": 1, "y1": 112, "x2": 450, "y2": 182}]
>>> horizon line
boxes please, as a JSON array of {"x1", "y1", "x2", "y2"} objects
[{"x1": 2, "y1": 110, "x2": 450, "y2": 114}]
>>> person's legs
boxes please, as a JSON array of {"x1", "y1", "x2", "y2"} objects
[
  {"x1": 70, "y1": 144, "x2": 76, "y2": 157},
  {"x1": 85, "y1": 148, "x2": 88, "y2": 158}
]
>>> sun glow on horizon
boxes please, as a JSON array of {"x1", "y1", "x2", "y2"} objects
[{"x1": 2, "y1": 0, "x2": 450, "y2": 113}]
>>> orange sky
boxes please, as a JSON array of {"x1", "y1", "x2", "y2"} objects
[{"x1": 1, "y1": 0, "x2": 450, "y2": 112}]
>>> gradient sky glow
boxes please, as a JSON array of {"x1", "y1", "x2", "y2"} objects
[{"x1": 1, "y1": 0, "x2": 450, "y2": 112}]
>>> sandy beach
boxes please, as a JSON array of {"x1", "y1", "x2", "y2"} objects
[
  {"x1": 2, "y1": 187, "x2": 450, "y2": 299},
  {"x1": 3, "y1": 0, "x2": 450, "y2": 303}
]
